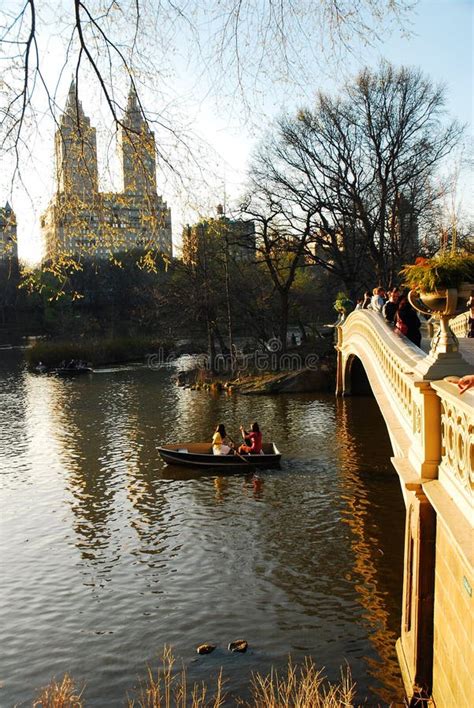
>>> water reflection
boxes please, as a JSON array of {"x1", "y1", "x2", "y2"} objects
[{"x1": 335, "y1": 397, "x2": 405, "y2": 703}]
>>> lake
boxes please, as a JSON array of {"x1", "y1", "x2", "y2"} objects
[{"x1": 0, "y1": 350, "x2": 406, "y2": 705}]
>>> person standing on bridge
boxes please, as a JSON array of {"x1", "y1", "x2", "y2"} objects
[
  {"x1": 361, "y1": 291, "x2": 372, "y2": 309},
  {"x1": 383, "y1": 288, "x2": 400, "y2": 325},
  {"x1": 395, "y1": 293, "x2": 421, "y2": 347},
  {"x1": 371, "y1": 287, "x2": 385, "y2": 313},
  {"x1": 467, "y1": 296, "x2": 474, "y2": 338}
]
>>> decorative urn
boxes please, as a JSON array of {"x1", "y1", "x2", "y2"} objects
[
  {"x1": 401, "y1": 253, "x2": 474, "y2": 378},
  {"x1": 408, "y1": 282, "x2": 472, "y2": 355}
]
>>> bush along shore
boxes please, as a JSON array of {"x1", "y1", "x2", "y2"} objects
[
  {"x1": 31, "y1": 648, "x2": 357, "y2": 707},
  {"x1": 25, "y1": 336, "x2": 174, "y2": 370}
]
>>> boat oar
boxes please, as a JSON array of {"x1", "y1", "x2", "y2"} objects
[{"x1": 228, "y1": 437, "x2": 250, "y2": 464}]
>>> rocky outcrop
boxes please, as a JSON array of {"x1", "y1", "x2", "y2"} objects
[{"x1": 233, "y1": 363, "x2": 336, "y2": 395}]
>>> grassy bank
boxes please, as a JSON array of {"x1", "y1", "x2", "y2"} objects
[
  {"x1": 25, "y1": 337, "x2": 172, "y2": 369},
  {"x1": 32, "y1": 648, "x2": 356, "y2": 707}
]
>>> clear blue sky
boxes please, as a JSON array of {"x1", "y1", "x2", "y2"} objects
[{"x1": 372, "y1": 0, "x2": 472, "y2": 128}]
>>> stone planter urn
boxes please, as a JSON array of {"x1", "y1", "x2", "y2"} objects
[{"x1": 408, "y1": 282, "x2": 473, "y2": 379}]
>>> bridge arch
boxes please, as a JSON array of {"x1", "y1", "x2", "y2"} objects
[{"x1": 342, "y1": 353, "x2": 373, "y2": 396}]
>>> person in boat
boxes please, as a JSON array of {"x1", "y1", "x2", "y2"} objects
[
  {"x1": 238, "y1": 422, "x2": 263, "y2": 455},
  {"x1": 212, "y1": 424, "x2": 234, "y2": 456}
]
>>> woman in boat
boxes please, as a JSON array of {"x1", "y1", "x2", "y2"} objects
[
  {"x1": 238, "y1": 422, "x2": 263, "y2": 455},
  {"x1": 212, "y1": 424, "x2": 234, "y2": 456}
]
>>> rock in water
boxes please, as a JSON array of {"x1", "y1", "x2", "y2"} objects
[
  {"x1": 228, "y1": 639, "x2": 248, "y2": 653},
  {"x1": 196, "y1": 643, "x2": 216, "y2": 655}
]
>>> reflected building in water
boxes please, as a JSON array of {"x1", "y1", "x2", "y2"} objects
[{"x1": 27, "y1": 369, "x2": 184, "y2": 579}]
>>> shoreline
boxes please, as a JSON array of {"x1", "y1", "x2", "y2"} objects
[{"x1": 175, "y1": 357, "x2": 337, "y2": 395}]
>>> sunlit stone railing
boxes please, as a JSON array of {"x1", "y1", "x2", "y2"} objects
[
  {"x1": 430, "y1": 381, "x2": 474, "y2": 517},
  {"x1": 339, "y1": 312, "x2": 419, "y2": 394},
  {"x1": 450, "y1": 311, "x2": 470, "y2": 338},
  {"x1": 337, "y1": 311, "x2": 448, "y2": 480},
  {"x1": 337, "y1": 311, "x2": 423, "y2": 417}
]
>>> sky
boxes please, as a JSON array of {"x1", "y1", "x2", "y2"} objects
[{"x1": 1, "y1": 0, "x2": 472, "y2": 264}]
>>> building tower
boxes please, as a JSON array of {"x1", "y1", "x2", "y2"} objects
[
  {"x1": 0, "y1": 202, "x2": 18, "y2": 263},
  {"x1": 119, "y1": 86, "x2": 157, "y2": 196},
  {"x1": 55, "y1": 79, "x2": 98, "y2": 196},
  {"x1": 41, "y1": 82, "x2": 172, "y2": 262}
]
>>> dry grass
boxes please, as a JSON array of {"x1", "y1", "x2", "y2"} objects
[
  {"x1": 245, "y1": 657, "x2": 356, "y2": 707},
  {"x1": 32, "y1": 673, "x2": 84, "y2": 707},
  {"x1": 127, "y1": 646, "x2": 225, "y2": 708},
  {"x1": 34, "y1": 651, "x2": 356, "y2": 707}
]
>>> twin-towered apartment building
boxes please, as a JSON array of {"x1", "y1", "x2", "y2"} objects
[{"x1": 40, "y1": 81, "x2": 173, "y2": 262}]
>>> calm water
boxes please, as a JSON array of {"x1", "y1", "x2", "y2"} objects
[{"x1": 0, "y1": 351, "x2": 406, "y2": 706}]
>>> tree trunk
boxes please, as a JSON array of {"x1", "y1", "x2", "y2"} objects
[
  {"x1": 214, "y1": 324, "x2": 229, "y2": 357},
  {"x1": 279, "y1": 290, "x2": 289, "y2": 354},
  {"x1": 223, "y1": 237, "x2": 235, "y2": 374},
  {"x1": 207, "y1": 321, "x2": 216, "y2": 373}
]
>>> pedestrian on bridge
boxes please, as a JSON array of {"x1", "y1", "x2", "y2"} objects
[{"x1": 395, "y1": 293, "x2": 421, "y2": 347}]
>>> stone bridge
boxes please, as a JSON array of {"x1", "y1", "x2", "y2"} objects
[{"x1": 336, "y1": 310, "x2": 473, "y2": 706}]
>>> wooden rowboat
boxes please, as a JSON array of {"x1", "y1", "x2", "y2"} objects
[
  {"x1": 52, "y1": 366, "x2": 93, "y2": 376},
  {"x1": 157, "y1": 442, "x2": 281, "y2": 469}
]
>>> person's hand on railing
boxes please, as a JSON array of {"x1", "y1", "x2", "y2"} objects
[{"x1": 457, "y1": 375, "x2": 474, "y2": 395}]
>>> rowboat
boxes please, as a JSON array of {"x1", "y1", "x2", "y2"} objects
[
  {"x1": 157, "y1": 442, "x2": 281, "y2": 469},
  {"x1": 52, "y1": 366, "x2": 93, "y2": 376}
]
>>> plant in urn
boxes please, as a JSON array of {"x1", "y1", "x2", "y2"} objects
[{"x1": 400, "y1": 252, "x2": 474, "y2": 379}]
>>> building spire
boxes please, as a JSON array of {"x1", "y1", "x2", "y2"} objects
[
  {"x1": 120, "y1": 83, "x2": 157, "y2": 195},
  {"x1": 63, "y1": 77, "x2": 88, "y2": 124},
  {"x1": 127, "y1": 83, "x2": 139, "y2": 109},
  {"x1": 56, "y1": 78, "x2": 98, "y2": 195},
  {"x1": 65, "y1": 78, "x2": 77, "y2": 111},
  {"x1": 123, "y1": 83, "x2": 145, "y2": 130}
]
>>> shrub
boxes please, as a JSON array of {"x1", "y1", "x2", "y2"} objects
[
  {"x1": 25, "y1": 337, "x2": 171, "y2": 368},
  {"x1": 400, "y1": 252, "x2": 474, "y2": 292}
]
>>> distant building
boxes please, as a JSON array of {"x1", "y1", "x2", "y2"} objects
[
  {"x1": 182, "y1": 206, "x2": 255, "y2": 265},
  {"x1": 41, "y1": 81, "x2": 172, "y2": 262},
  {"x1": 394, "y1": 192, "x2": 419, "y2": 258},
  {"x1": 0, "y1": 202, "x2": 18, "y2": 264}
]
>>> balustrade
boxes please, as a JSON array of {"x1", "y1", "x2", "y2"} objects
[
  {"x1": 430, "y1": 381, "x2": 473, "y2": 515},
  {"x1": 450, "y1": 311, "x2": 470, "y2": 338}
]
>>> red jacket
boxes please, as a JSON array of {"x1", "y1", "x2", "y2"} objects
[{"x1": 247, "y1": 431, "x2": 262, "y2": 453}]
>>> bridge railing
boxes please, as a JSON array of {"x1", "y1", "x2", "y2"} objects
[
  {"x1": 430, "y1": 380, "x2": 473, "y2": 518},
  {"x1": 337, "y1": 309, "x2": 473, "y2": 705},
  {"x1": 450, "y1": 311, "x2": 470, "y2": 338},
  {"x1": 337, "y1": 311, "x2": 442, "y2": 479}
]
